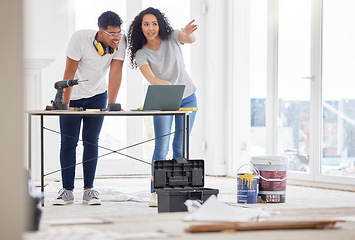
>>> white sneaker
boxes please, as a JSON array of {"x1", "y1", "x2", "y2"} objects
[
  {"x1": 83, "y1": 189, "x2": 101, "y2": 205},
  {"x1": 149, "y1": 192, "x2": 158, "y2": 207},
  {"x1": 53, "y1": 188, "x2": 74, "y2": 205}
]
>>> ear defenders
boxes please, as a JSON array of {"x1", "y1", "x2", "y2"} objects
[{"x1": 93, "y1": 32, "x2": 117, "y2": 56}]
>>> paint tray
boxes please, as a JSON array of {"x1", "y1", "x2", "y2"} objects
[{"x1": 153, "y1": 158, "x2": 219, "y2": 213}]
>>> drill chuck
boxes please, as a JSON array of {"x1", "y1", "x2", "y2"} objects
[{"x1": 54, "y1": 79, "x2": 88, "y2": 89}]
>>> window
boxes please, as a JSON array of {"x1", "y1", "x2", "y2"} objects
[
  {"x1": 255, "y1": 0, "x2": 355, "y2": 184},
  {"x1": 322, "y1": 0, "x2": 355, "y2": 176},
  {"x1": 250, "y1": 0, "x2": 267, "y2": 156}
]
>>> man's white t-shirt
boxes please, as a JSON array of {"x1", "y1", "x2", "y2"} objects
[{"x1": 66, "y1": 29, "x2": 126, "y2": 100}]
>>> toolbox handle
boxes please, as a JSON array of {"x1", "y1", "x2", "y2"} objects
[
  {"x1": 188, "y1": 190, "x2": 203, "y2": 200},
  {"x1": 174, "y1": 158, "x2": 188, "y2": 164}
]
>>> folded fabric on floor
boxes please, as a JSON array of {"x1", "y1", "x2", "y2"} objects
[{"x1": 183, "y1": 195, "x2": 271, "y2": 222}]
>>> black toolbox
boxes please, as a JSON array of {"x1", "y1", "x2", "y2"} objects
[{"x1": 153, "y1": 158, "x2": 219, "y2": 213}]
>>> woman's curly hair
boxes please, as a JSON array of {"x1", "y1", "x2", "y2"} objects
[{"x1": 127, "y1": 7, "x2": 173, "y2": 69}]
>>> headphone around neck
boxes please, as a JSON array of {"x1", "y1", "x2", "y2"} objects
[{"x1": 93, "y1": 32, "x2": 117, "y2": 56}]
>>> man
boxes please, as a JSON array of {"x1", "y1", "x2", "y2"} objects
[{"x1": 53, "y1": 11, "x2": 126, "y2": 205}]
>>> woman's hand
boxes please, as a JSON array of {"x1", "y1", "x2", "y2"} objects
[
  {"x1": 181, "y1": 20, "x2": 198, "y2": 35},
  {"x1": 179, "y1": 20, "x2": 197, "y2": 44}
]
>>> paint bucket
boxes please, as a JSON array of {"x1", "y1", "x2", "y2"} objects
[
  {"x1": 236, "y1": 164, "x2": 259, "y2": 204},
  {"x1": 251, "y1": 156, "x2": 288, "y2": 203}
]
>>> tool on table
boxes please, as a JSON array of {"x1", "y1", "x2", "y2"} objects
[
  {"x1": 84, "y1": 103, "x2": 122, "y2": 112},
  {"x1": 178, "y1": 107, "x2": 199, "y2": 111},
  {"x1": 135, "y1": 107, "x2": 198, "y2": 111},
  {"x1": 45, "y1": 105, "x2": 83, "y2": 111},
  {"x1": 101, "y1": 103, "x2": 122, "y2": 111},
  {"x1": 51, "y1": 79, "x2": 88, "y2": 110}
]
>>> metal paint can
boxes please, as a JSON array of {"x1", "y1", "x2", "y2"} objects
[{"x1": 237, "y1": 165, "x2": 259, "y2": 204}]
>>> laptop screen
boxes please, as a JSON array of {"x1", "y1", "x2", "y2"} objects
[{"x1": 142, "y1": 85, "x2": 185, "y2": 111}]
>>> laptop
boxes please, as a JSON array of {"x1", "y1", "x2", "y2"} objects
[{"x1": 135, "y1": 85, "x2": 185, "y2": 111}]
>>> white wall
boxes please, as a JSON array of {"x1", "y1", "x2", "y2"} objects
[
  {"x1": 24, "y1": 0, "x2": 75, "y2": 98},
  {"x1": 24, "y1": 0, "x2": 76, "y2": 181}
]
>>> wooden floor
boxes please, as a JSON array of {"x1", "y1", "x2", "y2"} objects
[{"x1": 24, "y1": 176, "x2": 355, "y2": 240}]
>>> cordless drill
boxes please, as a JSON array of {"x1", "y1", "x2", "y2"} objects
[{"x1": 51, "y1": 79, "x2": 88, "y2": 110}]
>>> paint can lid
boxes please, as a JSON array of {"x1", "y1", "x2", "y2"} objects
[{"x1": 251, "y1": 156, "x2": 288, "y2": 166}]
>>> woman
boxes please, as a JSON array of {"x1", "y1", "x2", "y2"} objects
[{"x1": 128, "y1": 7, "x2": 198, "y2": 207}]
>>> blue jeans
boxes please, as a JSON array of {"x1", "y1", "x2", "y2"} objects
[
  {"x1": 59, "y1": 91, "x2": 107, "y2": 190},
  {"x1": 151, "y1": 93, "x2": 197, "y2": 192}
]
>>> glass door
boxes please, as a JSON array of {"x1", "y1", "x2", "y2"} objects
[
  {"x1": 322, "y1": 0, "x2": 355, "y2": 177},
  {"x1": 277, "y1": 0, "x2": 312, "y2": 172},
  {"x1": 250, "y1": 0, "x2": 268, "y2": 156}
]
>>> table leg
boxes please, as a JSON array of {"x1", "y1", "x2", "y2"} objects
[
  {"x1": 183, "y1": 113, "x2": 186, "y2": 159},
  {"x1": 28, "y1": 114, "x2": 32, "y2": 171},
  {"x1": 187, "y1": 113, "x2": 190, "y2": 160},
  {"x1": 41, "y1": 115, "x2": 44, "y2": 206}
]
